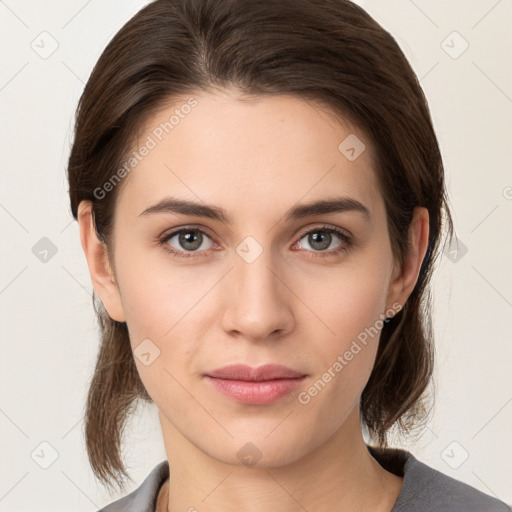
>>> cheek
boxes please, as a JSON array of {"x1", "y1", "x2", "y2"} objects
[
  {"x1": 112, "y1": 246, "x2": 211, "y2": 396},
  {"x1": 310, "y1": 249, "x2": 392, "y2": 348},
  {"x1": 114, "y1": 243, "x2": 205, "y2": 343},
  {"x1": 298, "y1": 248, "x2": 393, "y2": 403}
]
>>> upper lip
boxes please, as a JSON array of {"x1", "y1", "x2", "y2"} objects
[{"x1": 205, "y1": 364, "x2": 306, "y2": 381}]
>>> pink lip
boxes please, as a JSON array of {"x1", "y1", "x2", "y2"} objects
[{"x1": 204, "y1": 364, "x2": 307, "y2": 405}]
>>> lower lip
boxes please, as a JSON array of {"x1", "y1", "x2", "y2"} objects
[{"x1": 204, "y1": 376, "x2": 306, "y2": 405}]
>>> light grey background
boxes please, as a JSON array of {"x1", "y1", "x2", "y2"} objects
[{"x1": 0, "y1": 0, "x2": 511, "y2": 510}]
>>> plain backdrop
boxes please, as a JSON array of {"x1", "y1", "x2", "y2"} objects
[{"x1": 0, "y1": 0, "x2": 511, "y2": 510}]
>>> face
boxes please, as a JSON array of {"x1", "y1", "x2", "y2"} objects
[{"x1": 88, "y1": 89, "x2": 412, "y2": 468}]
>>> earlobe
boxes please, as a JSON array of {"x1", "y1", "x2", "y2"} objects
[
  {"x1": 386, "y1": 207, "x2": 430, "y2": 311},
  {"x1": 77, "y1": 200, "x2": 126, "y2": 322}
]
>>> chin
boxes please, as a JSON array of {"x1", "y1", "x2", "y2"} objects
[{"x1": 202, "y1": 431, "x2": 313, "y2": 469}]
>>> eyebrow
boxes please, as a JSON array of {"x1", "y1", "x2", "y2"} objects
[{"x1": 138, "y1": 195, "x2": 370, "y2": 224}]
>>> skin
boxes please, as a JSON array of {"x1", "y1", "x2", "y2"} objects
[{"x1": 78, "y1": 88, "x2": 429, "y2": 512}]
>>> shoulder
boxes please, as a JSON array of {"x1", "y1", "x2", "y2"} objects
[
  {"x1": 369, "y1": 446, "x2": 511, "y2": 512},
  {"x1": 97, "y1": 460, "x2": 169, "y2": 512},
  {"x1": 397, "y1": 455, "x2": 511, "y2": 511}
]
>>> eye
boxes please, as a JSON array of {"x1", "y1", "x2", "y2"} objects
[
  {"x1": 159, "y1": 227, "x2": 216, "y2": 259},
  {"x1": 294, "y1": 225, "x2": 352, "y2": 257},
  {"x1": 158, "y1": 224, "x2": 353, "y2": 260}
]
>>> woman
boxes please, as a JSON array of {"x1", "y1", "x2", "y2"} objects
[{"x1": 67, "y1": 0, "x2": 510, "y2": 510}]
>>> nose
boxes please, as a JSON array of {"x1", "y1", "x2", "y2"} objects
[{"x1": 221, "y1": 245, "x2": 295, "y2": 342}]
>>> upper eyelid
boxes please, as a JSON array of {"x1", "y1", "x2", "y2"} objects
[
  {"x1": 160, "y1": 224, "x2": 217, "y2": 242},
  {"x1": 161, "y1": 223, "x2": 351, "y2": 246},
  {"x1": 297, "y1": 223, "x2": 351, "y2": 239}
]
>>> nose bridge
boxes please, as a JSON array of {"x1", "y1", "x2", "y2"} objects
[
  {"x1": 222, "y1": 236, "x2": 294, "y2": 340},
  {"x1": 236, "y1": 247, "x2": 280, "y2": 302}
]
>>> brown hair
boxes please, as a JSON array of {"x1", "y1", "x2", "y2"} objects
[{"x1": 67, "y1": 0, "x2": 454, "y2": 492}]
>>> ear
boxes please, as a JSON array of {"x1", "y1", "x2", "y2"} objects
[
  {"x1": 386, "y1": 206, "x2": 430, "y2": 312},
  {"x1": 77, "y1": 200, "x2": 126, "y2": 322}
]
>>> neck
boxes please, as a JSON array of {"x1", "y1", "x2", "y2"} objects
[{"x1": 157, "y1": 408, "x2": 403, "y2": 512}]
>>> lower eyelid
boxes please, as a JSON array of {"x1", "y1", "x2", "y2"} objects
[{"x1": 160, "y1": 226, "x2": 351, "y2": 257}]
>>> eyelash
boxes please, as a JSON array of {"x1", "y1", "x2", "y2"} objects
[{"x1": 157, "y1": 224, "x2": 353, "y2": 260}]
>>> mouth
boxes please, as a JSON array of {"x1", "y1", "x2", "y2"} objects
[{"x1": 203, "y1": 364, "x2": 308, "y2": 405}]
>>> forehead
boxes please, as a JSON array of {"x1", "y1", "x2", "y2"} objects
[{"x1": 115, "y1": 89, "x2": 384, "y2": 222}]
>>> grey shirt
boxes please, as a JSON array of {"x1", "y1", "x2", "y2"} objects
[{"x1": 98, "y1": 446, "x2": 511, "y2": 511}]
